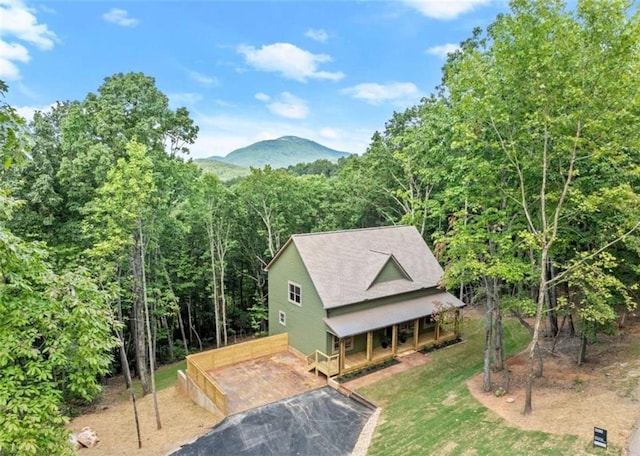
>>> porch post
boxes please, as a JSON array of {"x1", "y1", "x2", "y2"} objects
[
  {"x1": 454, "y1": 309, "x2": 461, "y2": 336},
  {"x1": 366, "y1": 331, "x2": 373, "y2": 361},
  {"x1": 391, "y1": 324, "x2": 398, "y2": 355},
  {"x1": 435, "y1": 318, "x2": 440, "y2": 341},
  {"x1": 339, "y1": 338, "x2": 346, "y2": 374},
  {"x1": 413, "y1": 318, "x2": 420, "y2": 350}
]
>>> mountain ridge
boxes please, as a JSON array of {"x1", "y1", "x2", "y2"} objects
[{"x1": 202, "y1": 135, "x2": 350, "y2": 169}]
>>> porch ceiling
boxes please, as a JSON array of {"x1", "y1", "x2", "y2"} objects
[{"x1": 323, "y1": 291, "x2": 463, "y2": 338}]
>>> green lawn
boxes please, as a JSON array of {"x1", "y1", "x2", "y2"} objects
[
  {"x1": 359, "y1": 317, "x2": 617, "y2": 455},
  {"x1": 116, "y1": 359, "x2": 186, "y2": 401}
]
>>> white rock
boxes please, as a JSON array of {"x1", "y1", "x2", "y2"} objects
[
  {"x1": 506, "y1": 397, "x2": 515, "y2": 403},
  {"x1": 77, "y1": 427, "x2": 99, "y2": 448}
]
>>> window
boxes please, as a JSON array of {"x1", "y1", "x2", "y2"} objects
[
  {"x1": 288, "y1": 281, "x2": 301, "y2": 306},
  {"x1": 423, "y1": 315, "x2": 435, "y2": 329},
  {"x1": 332, "y1": 336, "x2": 353, "y2": 353},
  {"x1": 278, "y1": 310, "x2": 286, "y2": 326},
  {"x1": 399, "y1": 321, "x2": 414, "y2": 333}
]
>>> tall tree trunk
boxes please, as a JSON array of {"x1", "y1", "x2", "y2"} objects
[
  {"x1": 493, "y1": 302, "x2": 505, "y2": 372},
  {"x1": 215, "y1": 227, "x2": 230, "y2": 347},
  {"x1": 177, "y1": 303, "x2": 189, "y2": 355},
  {"x1": 187, "y1": 297, "x2": 193, "y2": 345},
  {"x1": 208, "y1": 227, "x2": 221, "y2": 348},
  {"x1": 547, "y1": 260, "x2": 558, "y2": 336},
  {"x1": 116, "y1": 290, "x2": 132, "y2": 389},
  {"x1": 577, "y1": 326, "x2": 588, "y2": 365},
  {"x1": 159, "y1": 257, "x2": 185, "y2": 357},
  {"x1": 523, "y1": 246, "x2": 549, "y2": 415},
  {"x1": 483, "y1": 276, "x2": 495, "y2": 392},
  {"x1": 131, "y1": 237, "x2": 149, "y2": 396},
  {"x1": 188, "y1": 295, "x2": 203, "y2": 352},
  {"x1": 498, "y1": 301, "x2": 510, "y2": 392},
  {"x1": 220, "y1": 266, "x2": 228, "y2": 347},
  {"x1": 139, "y1": 223, "x2": 162, "y2": 430}
]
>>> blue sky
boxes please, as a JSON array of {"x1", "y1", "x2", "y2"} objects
[{"x1": 1, "y1": 0, "x2": 508, "y2": 158}]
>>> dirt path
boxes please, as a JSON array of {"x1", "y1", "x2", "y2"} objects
[{"x1": 467, "y1": 327, "x2": 640, "y2": 455}]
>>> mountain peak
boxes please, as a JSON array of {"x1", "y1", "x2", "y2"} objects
[{"x1": 211, "y1": 136, "x2": 350, "y2": 169}]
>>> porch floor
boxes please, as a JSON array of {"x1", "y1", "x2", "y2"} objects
[
  {"x1": 207, "y1": 351, "x2": 326, "y2": 414},
  {"x1": 343, "y1": 328, "x2": 457, "y2": 374}
]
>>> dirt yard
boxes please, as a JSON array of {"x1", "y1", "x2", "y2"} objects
[
  {"x1": 69, "y1": 379, "x2": 223, "y2": 455},
  {"x1": 468, "y1": 320, "x2": 640, "y2": 453}
]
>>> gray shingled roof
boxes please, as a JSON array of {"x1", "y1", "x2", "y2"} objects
[{"x1": 269, "y1": 226, "x2": 445, "y2": 309}]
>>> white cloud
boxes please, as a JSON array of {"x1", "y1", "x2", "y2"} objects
[
  {"x1": 0, "y1": 0, "x2": 56, "y2": 80},
  {"x1": 188, "y1": 70, "x2": 217, "y2": 86},
  {"x1": 14, "y1": 103, "x2": 53, "y2": 121},
  {"x1": 0, "y1": 41, "x2": 29, "y2": 80},
  {"x1": 255, "y1": 91, "x2": 309, "y2": 119},
  {"x1": 402, "y1": 0, "x2": 491, "y2": 20},
  {"x1": 341, "y1": 82, "x2": 420, "y2": 106},
  {"x1": 268, "y1": 92, "x2": 309, "y2": 119},
  {"x1": 237, "y1": 42, "x2": 344, "y2": 82},
  {"x1": 426, "y1": 43, "x2": 460, "y2": 58},
  {"x1": 0, "y1": 0, "x2": 56, "y2": 49},
  {"x1": 305, "y1": 28, "x2": 329, "y2": 42},
  {"x1": 319, "y1": 128, "x2": 340, "y2": 140},
  {"x1": 102, "y1": 8, "x2": 139, "y2": 27}
]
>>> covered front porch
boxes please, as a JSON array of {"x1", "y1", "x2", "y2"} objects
[
  {"x1": 340, "y1": 318, "x2": 459, "y2": 374},
  {"x1": 308, "y1": 312, "x2": 462, "y2": 377},
  {"x1": 308, "y1": 291, "x2": 464, "y2": 377}
]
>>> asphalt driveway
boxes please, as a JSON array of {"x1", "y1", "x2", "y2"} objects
[{"x1": 171, "y1": 387, "x2": 374, "y2": 456}]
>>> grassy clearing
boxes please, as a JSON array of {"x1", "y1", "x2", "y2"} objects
[
  {"x1": 115, "y1": 359, "x2": 186, "y2": 401},
  {"x1": 359, "y1": 317, "x2": 616, "y2": 455}
]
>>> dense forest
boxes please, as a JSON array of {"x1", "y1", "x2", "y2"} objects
[{"x1": 1, "y1": 0, "x2": 639, "y2": 453}]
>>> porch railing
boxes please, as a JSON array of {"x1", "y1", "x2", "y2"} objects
[{"x1": 306, "y1": 350, "x2": 340, "y2": 377}]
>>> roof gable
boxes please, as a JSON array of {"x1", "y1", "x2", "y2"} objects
[
  {"x1": 268, "y1": 226, "x2": 444, "y2": 309},
  {"x1": 367, "y1": 252, "x2": 412, "y2": 290}
]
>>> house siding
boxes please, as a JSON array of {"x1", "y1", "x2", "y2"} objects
[
  {"x1": 268, "y1": 242, "x2": 327, "y2": 356},
  {"x1": 373, "y1": 260, "x2": 407, "y2": 285}
]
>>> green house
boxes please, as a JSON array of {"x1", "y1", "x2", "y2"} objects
[{"x1": 266, "y1": 226, "x2": 465, "y2": 376}]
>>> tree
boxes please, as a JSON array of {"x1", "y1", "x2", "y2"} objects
[
  {"x1": 51, "y1": 72, "x2": 198, "y2": 258},
  {"x1": 84, "y1": 141, "x2": 162, "y2": 432},
  {"x1": 443, "y1": 0, "x2": 640, "y2": 414},
  {"x1": 0, "y1": 81, "x2": 29, "y2": 170},
  {"x1": 4, "y1": 103, "x2": 69, "y2": 248},
  {"x1": 190, "y1": 173, "x2": 235, "y2": 348},
  {"x1": 0, "y1": 233, "x2": 118, "y2": 455},
  {"x1": 0, "y1": 80, "x2": 117, "y2": 455}
]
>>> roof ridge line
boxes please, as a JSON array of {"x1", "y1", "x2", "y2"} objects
[{"x1": 292, "y1": 225, "x2": 409, "y2": 238}]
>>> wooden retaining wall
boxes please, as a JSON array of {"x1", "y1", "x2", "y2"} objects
[{"x1": 185, "y1": 333, "x2": 289, "y2": 415}]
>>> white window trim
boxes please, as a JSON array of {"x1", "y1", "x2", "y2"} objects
[
  {"x1": 288, "y1": 281, "x2": 302, "y2": 306},
  {"x1": 278, "y1": 310, "x2": 286, "y2": 326},
  {"x1": 332, "y1": 335, "x2": 354, "y2": 354}
]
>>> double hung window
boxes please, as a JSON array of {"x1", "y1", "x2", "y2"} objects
[{"x1": 288, "y1": 282, "x2": 301, "y2": 306}]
